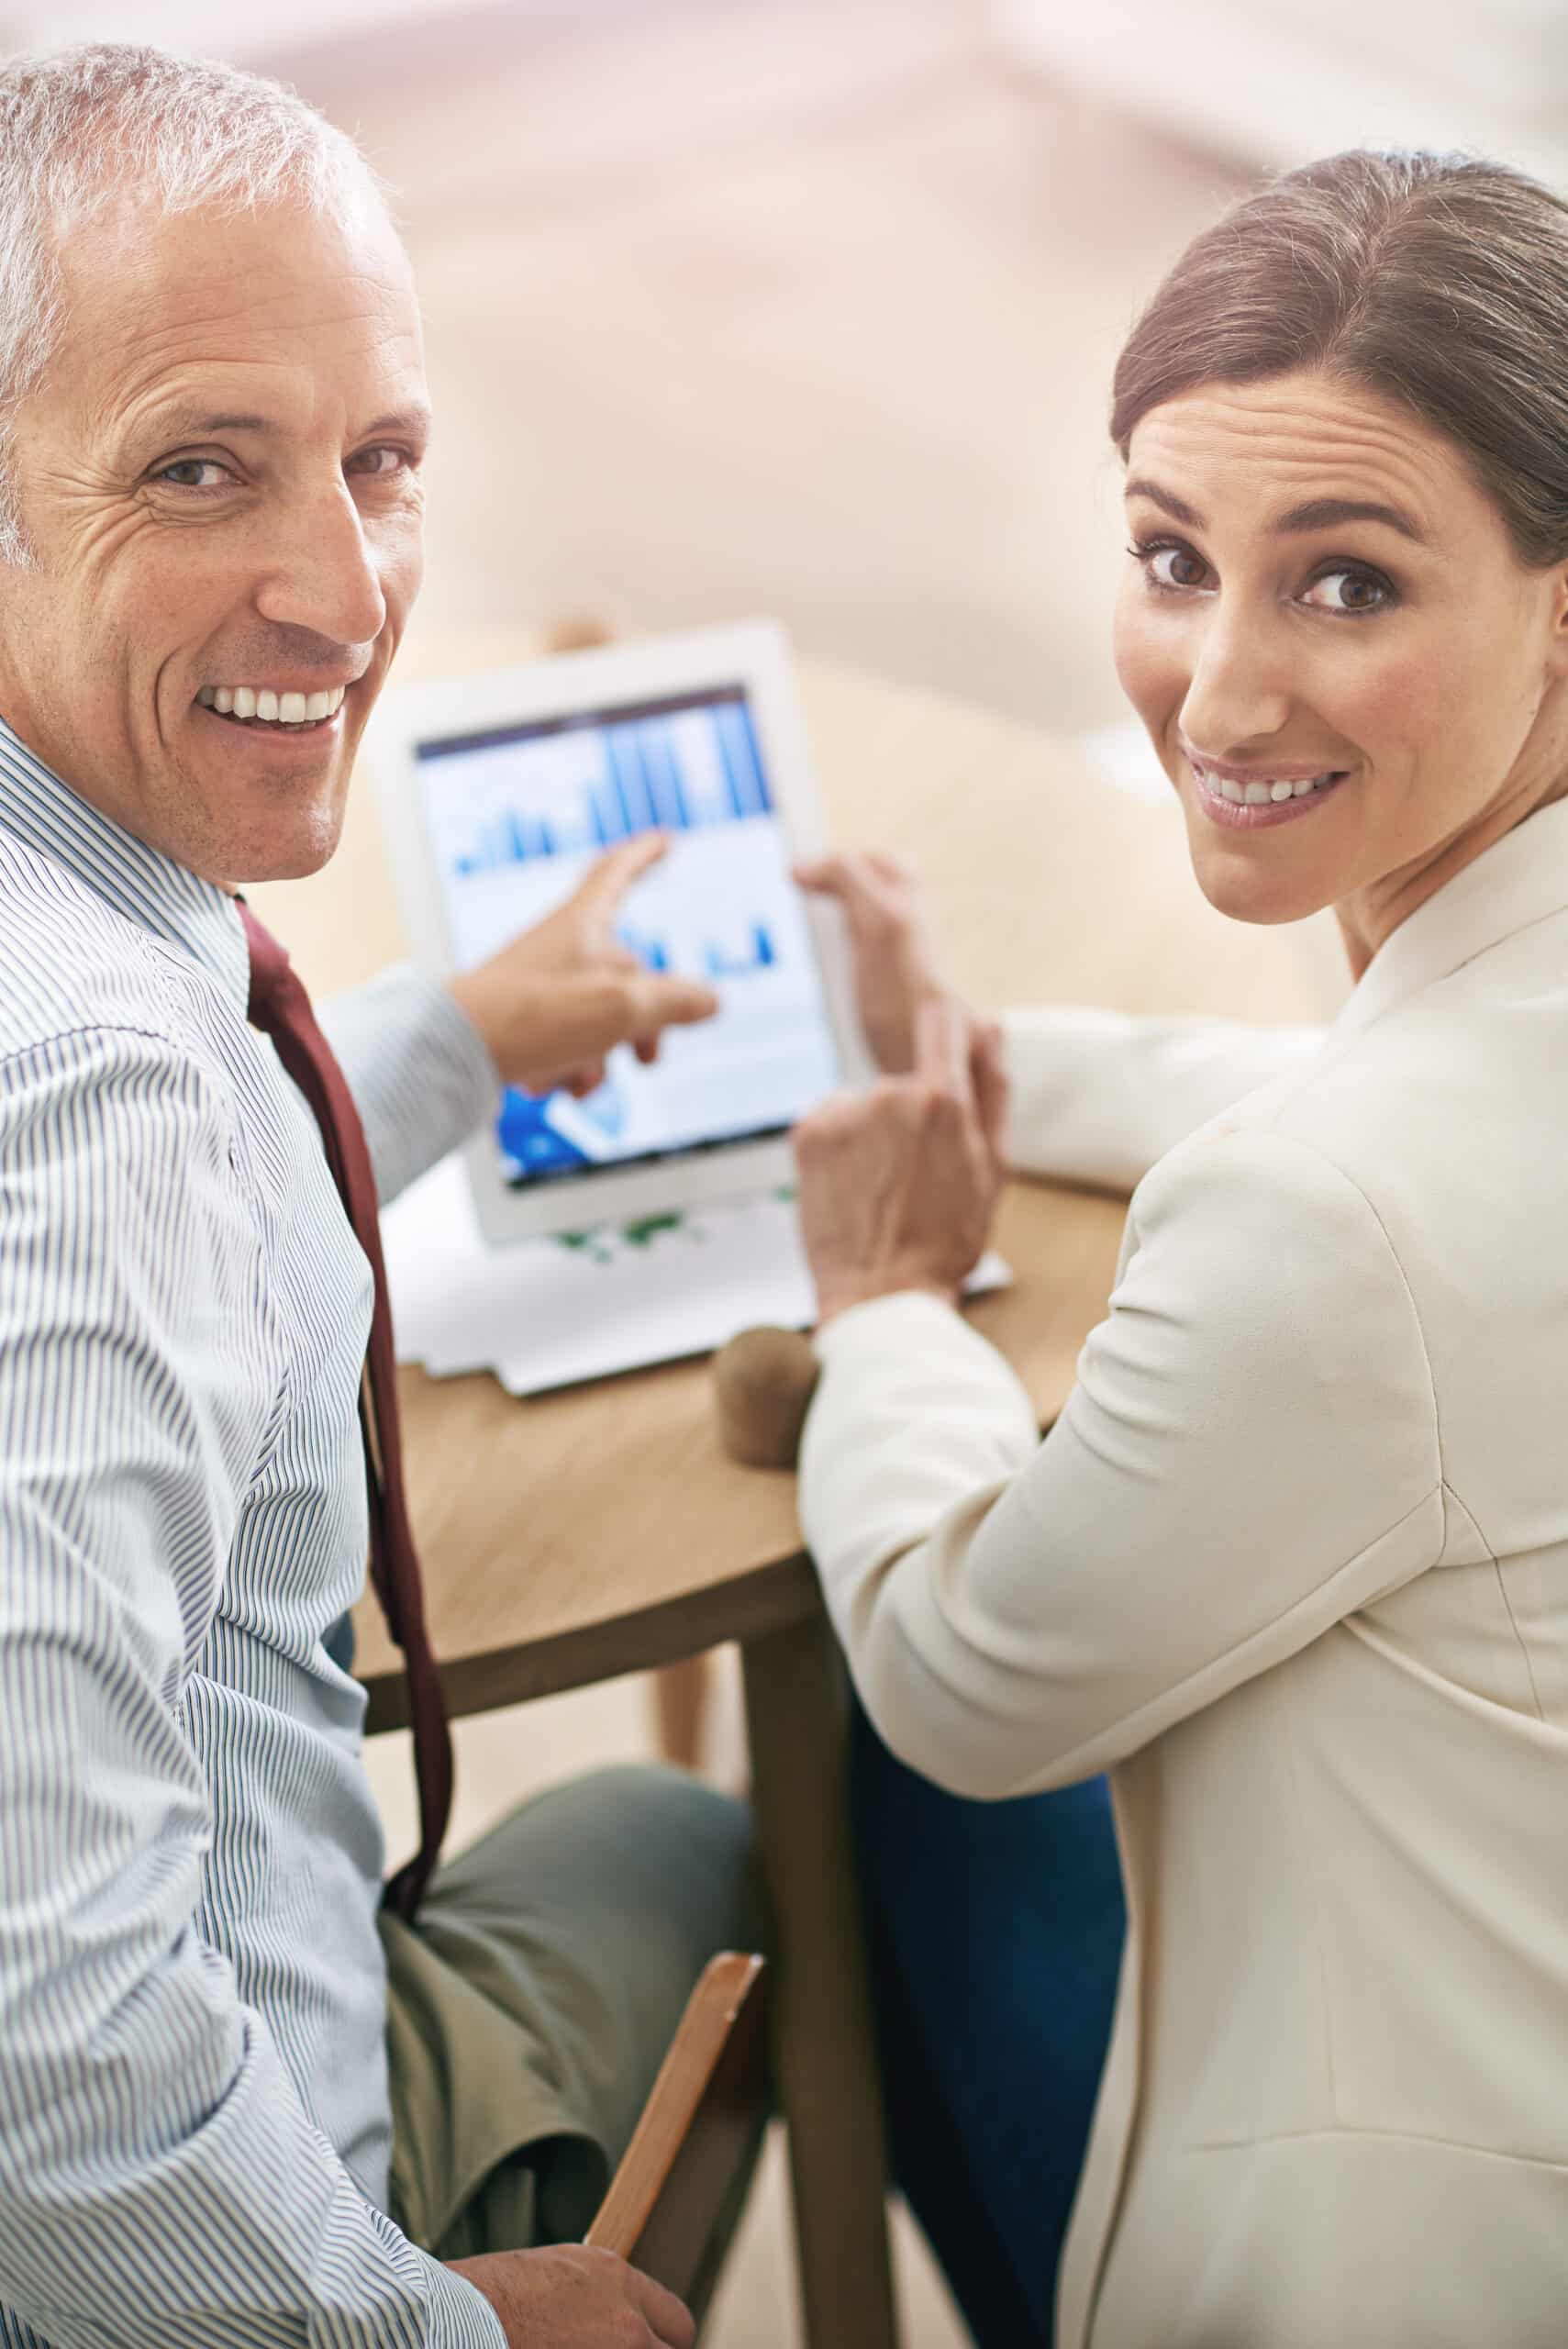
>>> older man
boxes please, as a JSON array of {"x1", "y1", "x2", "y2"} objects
[{"x1": 0, "y1": 44, "x2": 757, "y2": 2349}]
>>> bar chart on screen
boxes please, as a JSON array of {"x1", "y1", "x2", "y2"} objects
[
  {"x1": 620, "y1": 918, "x2": 778, "y2": 981},
  {"x1": 439, "y1": 687, "x2": 772, "y2": 883},
  {"x1": 417, "y1": 685, "x2": 842, "y2": 1186}
]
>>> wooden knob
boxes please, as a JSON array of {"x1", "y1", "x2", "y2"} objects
[
  {"x1": 713, "y1": 1326, "x2": 821, "y2": 1468},
  {"x1": 540, "y1": 614, "x2": 616, "y2": 654}
]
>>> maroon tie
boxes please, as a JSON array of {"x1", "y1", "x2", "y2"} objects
[{"x1": 239, "y1": 902, "x2": 452, "y2": 1922}]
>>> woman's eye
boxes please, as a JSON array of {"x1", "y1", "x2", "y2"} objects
[
  {"x1": 153, "y1": 458, "x2": 231, "y2": 490},
  {"x1": 1133, "y1": 541, "x2": 1211, "y2": 592},
  {"x1": 1299, "y1": 567, "x2": 1391, "y2": 615}
]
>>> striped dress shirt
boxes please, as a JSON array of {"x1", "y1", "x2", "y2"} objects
[{"x1": 0, "y1": 718, "x2": 507, "y2": 2347}]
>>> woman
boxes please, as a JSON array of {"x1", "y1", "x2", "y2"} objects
[{"x1": 793, "y1": 150, "x2": 1568, "y2": 2347}]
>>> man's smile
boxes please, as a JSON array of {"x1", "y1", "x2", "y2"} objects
[{"x1": 195, "y1": 679, "x2": 348, "y2": 730}]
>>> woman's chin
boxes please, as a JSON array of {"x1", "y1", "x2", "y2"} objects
[{"x1": 1189, "y1": 841, "x2": 1334, "y2": 929}]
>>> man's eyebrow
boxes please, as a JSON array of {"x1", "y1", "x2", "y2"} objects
[
  {"x1": 357, "y1": 405, "x2": 435, "y2": 442},
  {"x1": 1124, "y1": 478, "x2": 1428, "y2": 545},
  {"x1": 139, "y1": 401, "x2": 434, "y2": 442}
]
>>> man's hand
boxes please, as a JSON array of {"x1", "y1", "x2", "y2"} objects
[
  {"x1": 794, "y1": 997, "x2": 1008, "y2": 1326},
  {"x1": 449, "y1": 2244, "x2": 695, "y2": 2347},
  {"x1": 449, "y1": 835, "x2": 718, "y2": 1098},
  {"x1": 795, "y1": 849, "x2": 983, "y2": 1075}
]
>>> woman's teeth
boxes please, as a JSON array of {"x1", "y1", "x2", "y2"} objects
[
  {"x1": 1190, "y1": 759, "x2": 1342, "y2": 804},
  {"x1": 195, "y1": 683, "x2": 348, "y2": 726}
]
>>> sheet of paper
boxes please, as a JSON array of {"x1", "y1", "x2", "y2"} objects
[{"x1": 382, "y1": 1152, "x2": 1008, "y2": 1397}]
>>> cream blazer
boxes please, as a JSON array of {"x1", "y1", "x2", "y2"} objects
[{"x1": 799, "y1": 796, "x2": 1568, "y2": 2347}]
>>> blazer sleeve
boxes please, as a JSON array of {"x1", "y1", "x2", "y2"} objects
[
  {"x1": 1002, "y1": 1007, "x2": 1328, "y2": 1192},
  {"x1": 797, "y1": 1122, "x2": 1445, "y2": 1799}
]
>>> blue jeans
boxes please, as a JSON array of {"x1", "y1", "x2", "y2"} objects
[{"x1": 849, "y1": 1698, "x2": 1126, "y2": 2347}]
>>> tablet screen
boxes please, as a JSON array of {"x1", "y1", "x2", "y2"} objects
[{"x1": 415, "y1": 685, "x2": 842, "y2": 1187}]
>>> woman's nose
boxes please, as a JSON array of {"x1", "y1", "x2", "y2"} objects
[
  {"x1": 253, "y1": 483, "x2": 388, "y2": 649},
  {"x1": 1177, "y1": 599, "x2": 1294, "y2": 757}
]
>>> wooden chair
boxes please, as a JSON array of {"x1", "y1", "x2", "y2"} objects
[{"x1": 585, "y1": 1952, "x2": 771, "y2": 2320}]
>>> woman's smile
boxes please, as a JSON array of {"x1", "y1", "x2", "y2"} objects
[{"x1": 1184, "y1": 750, "x2": 1352, "y2": 830}]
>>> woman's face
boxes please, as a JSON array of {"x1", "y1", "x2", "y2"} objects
[{"x1": 1114, "y1": 368, "x2": 1568, "y2": 957}]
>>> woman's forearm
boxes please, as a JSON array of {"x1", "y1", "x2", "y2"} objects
[{"x1": 1001, "y1": 1006, "x2": 1328, "y2": 1191}]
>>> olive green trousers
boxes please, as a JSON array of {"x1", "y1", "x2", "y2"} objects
[{"x1": 379, "y1": 1763, "x2": 762, "y2": 2260}]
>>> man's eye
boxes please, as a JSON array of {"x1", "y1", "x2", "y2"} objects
[
  {"x1": 153, "y1": 458, "x2": 231, "y2": 490},
  {"x1": 1299, "y1": 567, "x2": 1393, "y2": 616},
  {"x1": 349, "y1": 445, "x2": 410, "y2": 478}
]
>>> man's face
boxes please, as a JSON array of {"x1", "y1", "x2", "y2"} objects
[{"x1": 0, "y1": 190, "x2": 428, "y2": 888}]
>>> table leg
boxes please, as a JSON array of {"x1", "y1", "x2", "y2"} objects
[
  {"x1": 649, "y1": 1653, "x2": 717, "y2": 1772},
  {"x1": 741, "y1": 1609, "x2": 900, "y2": 2349}
]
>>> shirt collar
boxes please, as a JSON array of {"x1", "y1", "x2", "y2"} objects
[
  {"x1": 1335, "y1": 794, "x2": 1568, "y2": 1038},
  {"x1": 0, "y1": 712, "x2": 250, "y2": 1013}
]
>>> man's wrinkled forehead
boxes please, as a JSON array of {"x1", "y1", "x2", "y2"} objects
[{"x1": 39, "y1": 193, "x2": 425, "y2": 451}]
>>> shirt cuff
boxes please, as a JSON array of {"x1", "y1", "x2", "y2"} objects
[
  {"x1": 814, "y1": 1287, "x2": 970, "y2": 1363},
  {"x1": 419, "y1": 2253, "x2": 509, "y2": 2345},
  {"x1": 809, "y1": 1287, "x2": 1040, "y2": 1445}
]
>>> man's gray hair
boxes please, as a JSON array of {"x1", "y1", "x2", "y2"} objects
[{"x1": 0, "y1": 42, "x2": 393, "y2": 563}]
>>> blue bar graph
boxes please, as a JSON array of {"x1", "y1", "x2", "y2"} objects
[
  {"x1": 714, "y1": 705, "x2": 767, "y2": 818},
  {"x1": 450, "y1": 695, "x2": 773, "y2": 875},
  {"x1": 641, "y1": 728, "x2": 691, "y2": 829},
  {"x1": 704, "y1": 920, "x2": 777, "y2": 979},
  {"x1": 617, "y1": 918, "x2": 777, "y2": 982},
  {"x1": 606, "y1": 726, "x2": 655, "y2": 833},
  {"x1": 618, "y1": 926, "x2": 671, "y2": 972}
]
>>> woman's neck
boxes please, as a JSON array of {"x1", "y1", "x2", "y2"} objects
[{"x1": 1336, "y1": 760, "x2": 1568, "y2": 983}]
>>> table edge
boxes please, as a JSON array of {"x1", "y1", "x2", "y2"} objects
[{"x1": 362, "y1": 1543, "x2": 822, "y2": 1733}]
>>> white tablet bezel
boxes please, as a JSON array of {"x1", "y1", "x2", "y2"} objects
[{"x1": 368, "y1": 619, "x2": 872, "y2": 1244}]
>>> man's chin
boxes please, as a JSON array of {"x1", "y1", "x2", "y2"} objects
[
  {"x1": 238, "y1": 836, "x2": 342, "y2": 886},
  {"x1": 174, "y1": 791, "x2": 350, "y2": 892},
  {"x1": 228, "y1": 799, "x2": 350, "y2": 886}
]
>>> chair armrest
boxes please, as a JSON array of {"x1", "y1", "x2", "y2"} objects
[{"x1": 585, "y1": 1952, "x2": 769, "y2": 2304}]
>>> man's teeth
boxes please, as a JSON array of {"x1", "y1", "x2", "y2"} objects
[
  {"x1": 195, "y1": 683, "x2": 347, "y2": 724},
  {"x1": 1192, "y1": 761, "x2": 1340, "y2": 805}
]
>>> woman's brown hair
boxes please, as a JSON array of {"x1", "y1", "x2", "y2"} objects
[{"x1": 1111, "y1": 150, "x2": 1568, "y2": 565}]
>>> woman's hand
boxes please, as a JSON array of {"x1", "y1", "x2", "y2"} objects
[
  {"x1": 794, "y1": 997, "x2": 1009, "y2": 1326},
  {"x1": 795, "y1": 849, "x2": 982, "y2": 1075},
  {"x1": 449, "y1": 834, "x2": 718, "y2": 1097}
]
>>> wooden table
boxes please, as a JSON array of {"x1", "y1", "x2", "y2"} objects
[{"x1": 247, "y1": 650, "x2": 1349, "y2": 2346}]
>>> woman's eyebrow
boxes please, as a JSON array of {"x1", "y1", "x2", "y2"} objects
[
  {"x1": 1270, "y1": 495, "x2": 1429, "y2": 543},
  {"x1": 1125, "y1": 478, "x2": 1428, "y2": 546},
  {"x1": 1124, "y1": 478, "x2": 1200, "y2": 525}
]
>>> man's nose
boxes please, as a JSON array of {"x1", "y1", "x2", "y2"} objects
[
  {"x1": 1177, "y1": 596, "x2": 1294, "y2": 756},
  {"x1": 253, "y1": 481, "x2": 388, "y2": 648}
]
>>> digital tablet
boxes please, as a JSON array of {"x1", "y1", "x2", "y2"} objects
[{"x1": 369, "y1": 621, "x2": 872, "y2": 1243}]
